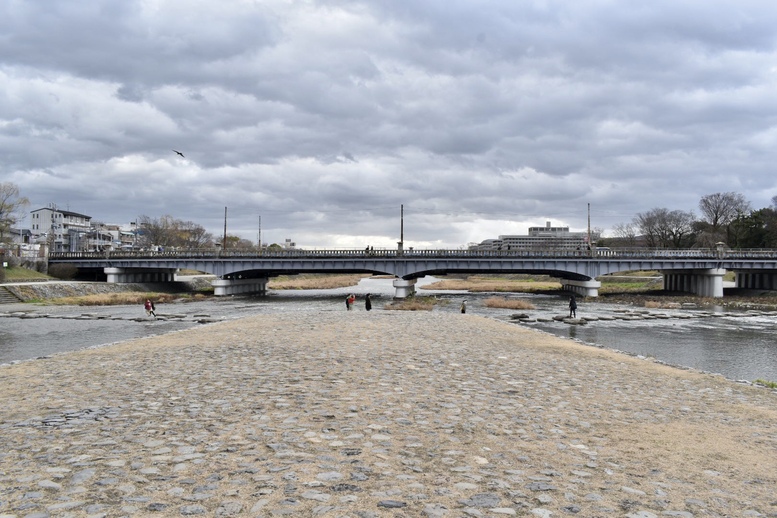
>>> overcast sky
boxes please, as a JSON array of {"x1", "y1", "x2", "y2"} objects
[{"x1": 3, "y1": 0, "x2": 777, "y2": 249}]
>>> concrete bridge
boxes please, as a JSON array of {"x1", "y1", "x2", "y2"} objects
[{"x1": 48, "y1": 247, "x2": 777, "y2": 298}]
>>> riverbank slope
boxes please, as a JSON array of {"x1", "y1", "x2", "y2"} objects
[{"x1": 1, "y1": 311, "x2": 775, "y2": 517}]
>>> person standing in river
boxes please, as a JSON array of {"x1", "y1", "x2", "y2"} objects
[
  {"x1": 568, "y1": 295, "x2": 577, "y2": 318},
  {"x1": 365, "y1": 293, "x2": 372, "y2": 311},
  {"x1": 144, "y1": 299, "x2": 156, "y2": 318}
]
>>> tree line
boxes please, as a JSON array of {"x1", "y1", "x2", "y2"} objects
[
  {"x1": 135, "y1": 215, "x2": 256, "y2": 249},
  {"x1": 606, "y1": 192, "x2": 777, "y2": 249}
]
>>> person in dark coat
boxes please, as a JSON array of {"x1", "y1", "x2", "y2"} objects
[
  {"x1": 365, "y1": 293, "x2": 372, "y2": 311},
  {"x1": 460, "y1": 300, "x2": 467, "y2": 314},
  {"x1": 569, "y1": 295, "x2": 577, "y2": 318}
]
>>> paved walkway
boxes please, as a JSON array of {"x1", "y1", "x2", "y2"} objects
[{"x1": 1, "y1": 311, "x2": 776, "y2": 517}]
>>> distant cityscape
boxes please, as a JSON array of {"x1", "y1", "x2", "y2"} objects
[{"x1": 9, "y1": 205, "x2": 600, "y2": 257}]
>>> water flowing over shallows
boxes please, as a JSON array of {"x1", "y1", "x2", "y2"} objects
[{"x1": 2, "y1": 276, "x2": 776, "y2": 382}]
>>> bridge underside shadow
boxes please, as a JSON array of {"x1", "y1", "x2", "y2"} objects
[{"x1": 103, "y1": 265, "x2": 605, "y2": 298}]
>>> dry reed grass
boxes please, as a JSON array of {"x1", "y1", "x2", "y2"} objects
[
  {"x1": 421, "y1": 278, "x2": 560, "y2": 292},
  {"x1": 384, "y1": 296, "x2": 436, "y2": 311},
  {"x1": 483, "y1": 297, "x2": 536, "y2": 310},
  {"x1": 268, "y1": 274, "x2": 370, "y2": 290},
  {"x1": 44, "y1": 292, "x2": 194, "y2": 306}
]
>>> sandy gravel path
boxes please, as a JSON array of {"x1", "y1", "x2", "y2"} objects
[{"x1": 1, "y1": 311, "x2": 776, "y2": 517}]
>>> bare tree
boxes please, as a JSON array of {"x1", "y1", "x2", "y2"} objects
[
  {"x1": 224, "y1": 235, "x2": 254, "y2": 248},
  {"x1": 634, "y1": 208, "x2": 696, "y2": 248},
  {"x1": 177, "y1": 220, "x2": 213, "y2": 248},
  {"x1": 137, "y1": 215, "x2": 213, "y2": 249},
  {"x1": 0, "y1": 182, "x2": 30, "y2": 243},
  {"x1": 697, "y1": 192, "x2": 751, "y2": 247},
  {"x1": 634, "y1": 209, "x2": 664, "y2": 248},
  {"x1": 665, "y1": 209, "x2": 696, "y2": 248},
  {"x1": 699, "y1": 192, "x2": 750, "y2": 232},
  {"x1": 611, "y1": 222, "x2": 638, "y2": 246}
]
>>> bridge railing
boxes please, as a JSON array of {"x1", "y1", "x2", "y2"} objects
[{"x1": 47, "y1": 247, "x2": 777, "y2": 261}]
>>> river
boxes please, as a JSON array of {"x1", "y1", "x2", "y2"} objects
[{"x1": 2, "y1": 277, "x2": 776, "y2": 382}]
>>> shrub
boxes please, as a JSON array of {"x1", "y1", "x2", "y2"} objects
[{"x1": 48, "y1": 263, "x2": 79, "y2": 280}]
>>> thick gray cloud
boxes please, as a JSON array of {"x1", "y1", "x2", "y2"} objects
[{"x1": 3, "y1": 0, "x2": 777, "y2": 248}]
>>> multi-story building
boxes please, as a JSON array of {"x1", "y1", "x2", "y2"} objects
[
  {"x1": 30, "y1": 205, "x2": 93, "y2": 252},
  {"x1": 90, "y1": 223, "x2": 135, "y2": 250},
  {"x1": 472, "y1": 221, "x2": 599, "y2": 251}
]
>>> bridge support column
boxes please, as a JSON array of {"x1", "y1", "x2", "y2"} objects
[
  {"x1": 662, "y1": 269, "x2": 725, "y2": 297},
  {"x1": 735, "y1": 271, "x2": 777, "y2": 290},
  {"x1": 104, "y1": 267, "x2": 176, "y2": 283},
  {"x1": 212, "y1": 277, "x2": 268, "y2": 296},
  {"x1": 393, "y1": 278, "x2": 416, "y2": 299},
  {"x1": 561, "y1": 279, "x2": 601, "y2": 297}
]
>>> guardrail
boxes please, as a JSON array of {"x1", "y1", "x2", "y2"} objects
[{"x1": 47, "y1": 247, "x2": 777, "y2": 261}]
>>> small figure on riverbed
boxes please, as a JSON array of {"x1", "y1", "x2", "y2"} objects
[
  {"x1": 144, "y1": 299, "x2": 156, "y2": 318},
  {"x1": 365, "y1": 293, "x2": 372, "y2": 311},
  {"x1": 346, "y1": 294, "x2": 355, "y2": 310},
  {"x1": 461, "y1": 300, "x2": 467, "y2": 314},
  {"x1": 568, "y1": 295, "x2": 577, "y2": 318}
]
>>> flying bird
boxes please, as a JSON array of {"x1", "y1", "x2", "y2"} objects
[{"x1": 173, "y1": 150, "x2": 185, "y2": 158}]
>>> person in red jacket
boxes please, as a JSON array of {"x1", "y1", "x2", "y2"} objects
[{"x1": 144, "y1": 299, "x2": 156, "y2": 318}]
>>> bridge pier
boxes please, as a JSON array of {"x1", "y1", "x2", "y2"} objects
[
  {"x1": 663, "y1": 268, "x2": 725, "y2": 297},
  {"x1": 212, "y1": 277, "x2": 268, "y2": 296},
  {"x1": 561, "y1": 279, "x2": 601, "y2": 298},
  {"x1": 393, "y1": 278, "x2": 416, "y2": 298},
  {"x1": 735, "y1": 271, "x2": 777, "y2": 290},
  {"x1": 104, "y1": 267, "x2": 177, "y2": 283}
]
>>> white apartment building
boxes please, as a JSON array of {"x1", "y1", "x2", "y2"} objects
[
  {"x1": 473, "y1": 221, "x2": 599, "y2": 251},
  {"x1": 30, "y1": 205, "x2": 93, "y2": 252}
]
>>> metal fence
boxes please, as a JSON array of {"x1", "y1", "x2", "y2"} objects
[{"x1": 48, "y1": 247, "x2": 777, "y2": 261}]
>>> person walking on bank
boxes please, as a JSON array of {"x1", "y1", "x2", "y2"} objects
[
  {"x1": 345, "y1": 295, "x2": 351, "y2": 311},
  {"x1": 460, "y1": 300, "x2": 467, "y2": 314},
  {"x1": 568, "y1": 295, "x2": 577, "y2": 318},
  {"x1": 365, "y1": 293, "x2": 372, "y2": 311},
  {"x1": 144, "y1": 299, "x2": 156, "y2": 318}
]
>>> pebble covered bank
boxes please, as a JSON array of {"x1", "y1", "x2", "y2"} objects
[{"x1": 1, "y1": 311, "x2": 776, "y2": 517}]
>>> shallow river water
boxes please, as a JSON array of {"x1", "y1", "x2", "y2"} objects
[{"x1": 2, "y1": 277, "x2": 776, "y2": 382}]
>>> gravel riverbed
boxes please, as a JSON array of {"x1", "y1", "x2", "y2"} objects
[{"x1": 1, "y1": 311, "x2": 776, "y2": 517}]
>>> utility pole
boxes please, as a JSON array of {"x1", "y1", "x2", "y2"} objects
[
  {"x1": 257, "y1": 215, "x2": 262, "y2": 250},
  {"x1": 223, "y1": 207, "x2": 228, "y2": 250},
  {"x1": 398, "y1": 204, "x2": 404, "y2": 255},
  {"x1": 587, "y1": 203, "x2": 592, "y2": 256}
]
